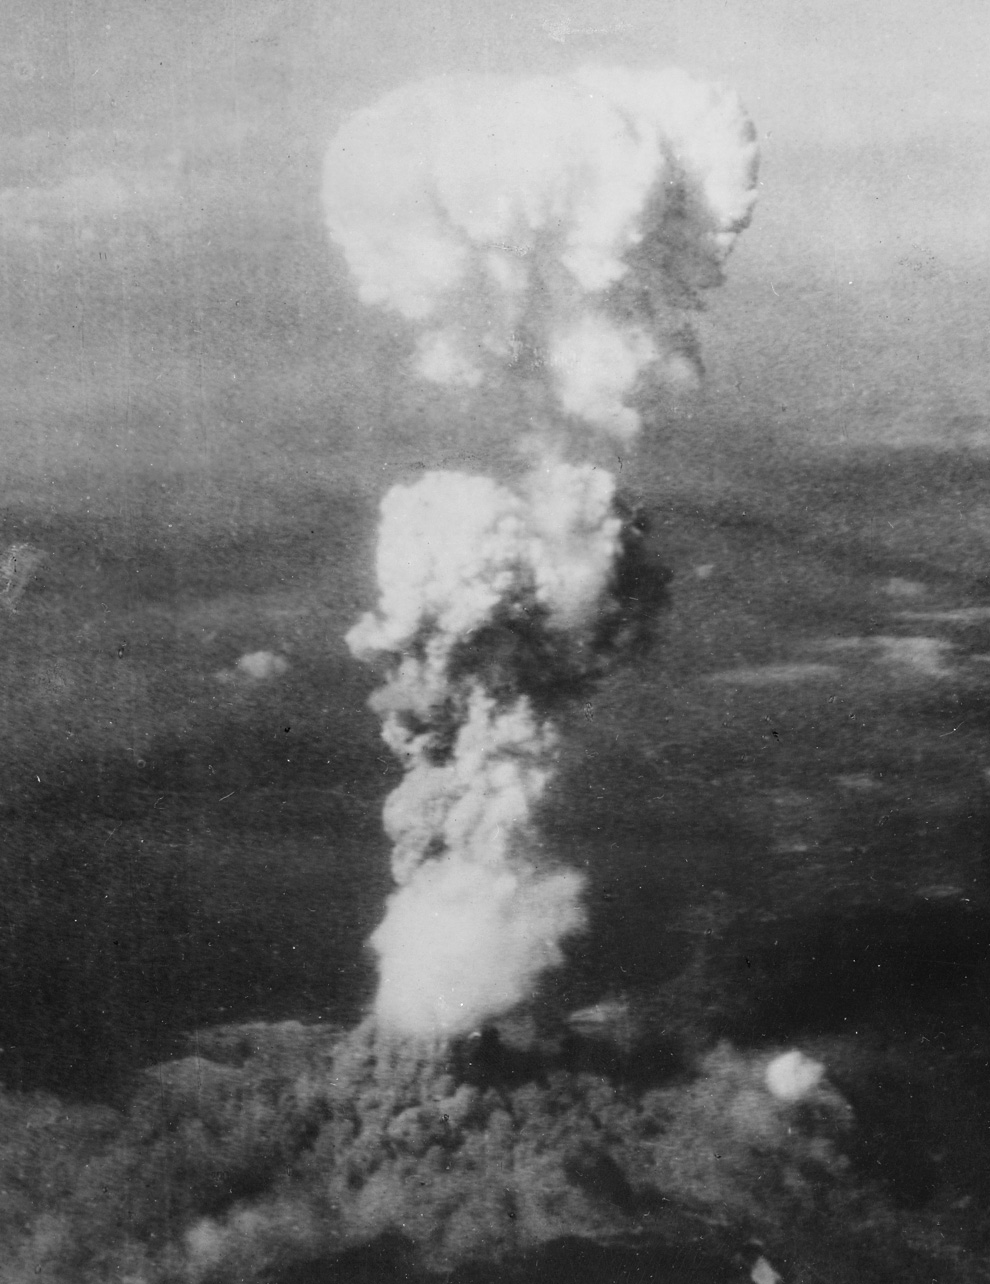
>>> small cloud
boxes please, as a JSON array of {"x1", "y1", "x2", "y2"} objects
[
  {"x1": 874, "y1": 635, "x2": 953, "y2": 676},
  {"x1": 821, "y1": 633, "x2": 955, "y2": 677},
  {"x1": 834, "y1": 773, "x2": 881, "y2": 792},
  {"x1": 882, "y1": 577, "x2": 927, "y2": 599},
  {"x1": 897, "y1": 606, "x2": 990, "y2": 623},
  {"x1": 0, "y1": 172, "x2": 131, "y2": 238},
  {"x1": 564, "y1": 997, "x2": 636, "y2": 1048},
  {"x1": 539, "y1": 5, "x2": 631, "y2": 42},
  {"x1": 764, "y1": 1050, "x2": 825, "y2": 1102},
  {"x1": 916, "y1": 884, "x2": 967, "y2": 902},
  {"x1": 708, "y1": 662, "x2": 838, "y2": 686},
  {"x1": 540, "y1": 5, "x2": 570, "y2": 41},
  {"x1": 236, "y1": 650, "x2": 289, "y2": 680},
  {"x1": 215, "y1": 650, "x2": 290, "y2": 684}
]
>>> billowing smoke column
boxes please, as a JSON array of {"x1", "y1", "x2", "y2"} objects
[
  {"x1": 347, "y1": 463, "x2": 633, "y2": 1038},
  {"x1": 324, "y1": 66, "x2": 758, "y2": 1041}
]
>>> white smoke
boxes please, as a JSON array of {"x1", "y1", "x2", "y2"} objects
[
  {"x1": 372, "y1": 842, "x2": 585, "y2": 1039},
  {"x1": 326, "y1": 66, "x2": 757, "y2": 1042},
  {"x1": 347, "y1": 464, "x2": 627, "y2": 1039},
  {"x1": 347, "y1": 463, "x2": 621, "y2": 663},
  {"x1": 324, "y1": 66, "x2": 757, "y2": 437}
]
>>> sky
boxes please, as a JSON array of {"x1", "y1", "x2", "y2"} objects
[{"x1": 2, "y1": 0, "x2": 989, "y2": 509}]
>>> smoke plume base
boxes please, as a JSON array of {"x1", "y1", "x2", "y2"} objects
[
  {"x1": 348, "y1": 463, "x2": 668, "y2": 1040},
  {"x1": 2, "y1": 1019, "x2": 863, "y2": 1282}
]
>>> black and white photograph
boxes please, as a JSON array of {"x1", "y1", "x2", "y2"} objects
[{"x1": 1, "y1": 2, "x2": 988, "y2": 1279}]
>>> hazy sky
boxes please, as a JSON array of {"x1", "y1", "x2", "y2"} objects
[
  {"x1": 5, "y1": 0, "x2": 987, "y2": 142},
  {"x1": 3, "y1": 0, "x2": 989, "y2": 499}
]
